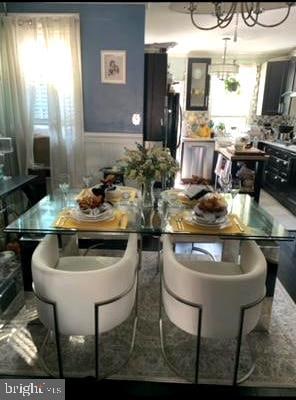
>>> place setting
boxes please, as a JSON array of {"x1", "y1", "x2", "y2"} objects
[
  {"x1": 54, "y1": 181, "x2": 129, "y2": 231},
  {"x1": 169, "y1": 192, "x2": 248, "y2": 234}
]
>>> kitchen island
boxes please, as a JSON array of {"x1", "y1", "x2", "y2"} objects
[{"x1": 215, "y1": 146, "x2": 269, "y2": 203}]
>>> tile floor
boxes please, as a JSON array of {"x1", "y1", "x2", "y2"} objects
[{"x1": 259, "y1": 190, "x2": 296, "y2": 231}]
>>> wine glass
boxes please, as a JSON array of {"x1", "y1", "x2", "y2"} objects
[
  {"x1": 58, "y1": 173, "x2": 70, "y2": 207},
  {"x1": 220, "y1": 173, "x2": 232, "y2": 193},
  {"x1": 230, "y1": 177, "x2": 241, "y2": 199},
  {"x1": 82, "y1": 174, "x2": 93, "y2": 188},
  {"x1": 229, "y1": 176, "x2": 241, "y2": 213}
]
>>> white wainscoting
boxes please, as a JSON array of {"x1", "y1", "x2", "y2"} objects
[{"x1": 84, "y1": 132, "x2": 143, "y2": 185}]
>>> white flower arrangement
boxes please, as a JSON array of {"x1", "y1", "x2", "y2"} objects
[{"x1": 118, "y1": 143, "x2": 179, "y2": 184}]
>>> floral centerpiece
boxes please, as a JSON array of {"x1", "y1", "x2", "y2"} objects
[{"x1": 118, "y1": 143, "x2": 179, "y2": 206}]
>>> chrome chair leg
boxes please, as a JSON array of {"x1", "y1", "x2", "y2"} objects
[
  {"x1": 191, "y1": 243, "x2": 216, "y2": 261},
  {"x1": 159, "y1": 262, "x2": 202, "y2": 384}
]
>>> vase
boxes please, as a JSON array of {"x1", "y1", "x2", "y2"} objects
[{"x1": 142, "y1": 178, "x2": 155, "y2": 208}]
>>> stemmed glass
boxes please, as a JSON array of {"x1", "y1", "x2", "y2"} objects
[
  {"x1": 220, "y1": 174, "x2": 241, "y2": 213},
  {"x1": 58, "y1": 173, "x2": 70, "y2": 208},
  {"x1": 82, "y1": 174, "x2": 93, "y2": 188},
  {"x1": 230, "y1": 177, "x2": 241, "y2": 212},
  {"x1": 220, "y1": 173, "x2": 232, "y2": 193},
  {"x1": 230, "y1": 177, "x2": 241, "y2": 200}
]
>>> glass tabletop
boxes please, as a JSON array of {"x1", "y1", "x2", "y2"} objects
[{"x1": 4, "y1": 189, "x2": 293, "y2": 241}]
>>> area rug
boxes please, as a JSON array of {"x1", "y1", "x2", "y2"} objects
[{"x1": 0, "y1": 251, "x2": 296, "y2": 387}]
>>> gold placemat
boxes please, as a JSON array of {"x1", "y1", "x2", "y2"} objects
[
  {"x1": 170, "y1": 214, "x2": 249, "y2": 235},
  {"x1": 54, "y1": 209, "x2": 128, "y2": 231}
]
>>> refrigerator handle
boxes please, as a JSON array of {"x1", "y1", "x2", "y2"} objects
[{"x1": 176, "y1": 104, "x2": 183, "y2": 150}]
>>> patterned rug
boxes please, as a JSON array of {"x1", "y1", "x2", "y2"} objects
[{"x1": 0, "y1": 251, "x2": 296, "y2": 387}]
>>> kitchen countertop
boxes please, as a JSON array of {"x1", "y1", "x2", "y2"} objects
[
  {"x1": 260, "y1": 140, "x2": 296, "y2": 154},
  {"x1": 217, "y1": 146, "x2": 268, "y2": 161}
]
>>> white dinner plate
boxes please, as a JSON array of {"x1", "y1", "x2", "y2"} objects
[
  {"x1": 187, "y1": 215, "x2": 230, "y2": 228},
  {"x1": 193, "y1": 214, "x2": 227, "y2": 225},
  {"x1": 70, "y1": 205, "x2": 115, "y2": 222}
]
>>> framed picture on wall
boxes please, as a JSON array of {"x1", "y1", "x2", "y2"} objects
[{"x1": 101, "y1": 50, "x2": 126, "y2": 84}]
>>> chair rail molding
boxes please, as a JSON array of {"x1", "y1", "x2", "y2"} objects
[{"x1": 84, "y1": 132, "x2": 143, "y2": 175}]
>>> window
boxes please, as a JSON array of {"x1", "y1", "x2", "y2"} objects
[
  {"x1": 34, "y1": 82, "x2": 48, "y2": 124},
  {"x1": 209, "y1": 64, "x2": 257, "y2": 135},
  {"x1": 19, "y1": 22, "x2": 75, "y2": 134}
]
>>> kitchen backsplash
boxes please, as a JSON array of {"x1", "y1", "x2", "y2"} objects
[
  {"x1": 182, "y1": 111, "x2": 210, "y2": 136},
  {"x1": 250, "y1": 114, "x2": 296, "y2": 130}
]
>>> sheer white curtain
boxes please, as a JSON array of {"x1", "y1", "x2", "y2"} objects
[
  {"x1": 0, "y1": 15, "x2": 85, "y2": 188},
  {"x1": 0, "y1": 16, "x2": 35, "y2": 174}
]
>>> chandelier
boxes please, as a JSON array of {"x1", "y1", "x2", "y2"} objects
[
  {"x1": 170, "y1": 2, "x2": 295, "y2": 31},
  {"x1": 208, "y1": 37, "x2": 239, "y2": 80}
]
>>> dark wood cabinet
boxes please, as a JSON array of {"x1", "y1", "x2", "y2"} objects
[
  {"x1": 261, "y1": 60, "x2": 289, "y2": 115},
  {"x1": 186, "y1": 58, "x2": 211, "y2": 111},
  {"x1": 282, "y1": 59, "x2": 296, "y2": 115},
  {"x1": 259, "y1": 142, "x2": 296, "y2": 214},
  {"x1": 143, "y1": 53, "x2": 167, "y2": 142}
]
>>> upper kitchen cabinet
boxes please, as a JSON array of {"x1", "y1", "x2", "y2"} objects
[
  {"x1": 282, "y1": 58, "x2": 296, "y2": 116},
  {"x1": 186, "y1": 58, "x2": 211, "y2": 111},
  {"x1": 257, "y1": 60, "x2": 289, "y2": 116}
]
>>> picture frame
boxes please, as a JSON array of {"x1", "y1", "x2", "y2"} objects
[{"x1": 101, "y1": 50, "x2": 126, "y2": 84}]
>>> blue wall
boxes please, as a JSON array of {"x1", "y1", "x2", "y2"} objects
[{"x1": 7, "y1": 3, "x2": 145, "y2": 134}]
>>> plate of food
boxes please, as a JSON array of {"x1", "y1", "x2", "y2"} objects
[
  {"x1": 73, "y1": 189, "x2": 114, "y2": 221},
  {"x1": 193, "y1": 193, "x2": 228, "y2": 224}
]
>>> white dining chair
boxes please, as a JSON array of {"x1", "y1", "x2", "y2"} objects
[
  {"x1": 31, "y1": 233, "x2": 139, "y2": 379},
  {"x1": 160, "y1": 234, "x2": 267, "y2": 385}
]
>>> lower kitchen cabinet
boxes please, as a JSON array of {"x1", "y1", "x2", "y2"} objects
[{"x1": 259, "y1": 142, "x2": 296, "y2": 214}]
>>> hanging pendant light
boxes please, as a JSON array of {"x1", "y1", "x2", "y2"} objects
[{"x1": 208, "y1": 37, "x2": 239, "y2": 81}]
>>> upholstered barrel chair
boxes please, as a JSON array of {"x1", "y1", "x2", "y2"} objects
[
  {"x1": 32, "y1": 233, "x2": 139, "y2": 378},
  {"x1": 160, "y1": 234, "x2": 267, "y2": 385}
]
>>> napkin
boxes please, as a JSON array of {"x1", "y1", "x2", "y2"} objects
[{"x1": 183, "y1": 184, "x2": 213, "y2": 200}]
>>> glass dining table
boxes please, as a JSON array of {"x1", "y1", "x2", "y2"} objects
[
  {"x1": 3, "y1": 189, "x2": 293, "y2": 242},
  {"x1": 4, "y1": 188, "x2": 295, "y2": 330}
]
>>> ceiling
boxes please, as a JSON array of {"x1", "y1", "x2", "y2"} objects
[{"x1": 145, "y1": 2, "x2": 296, "y2": 61}]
